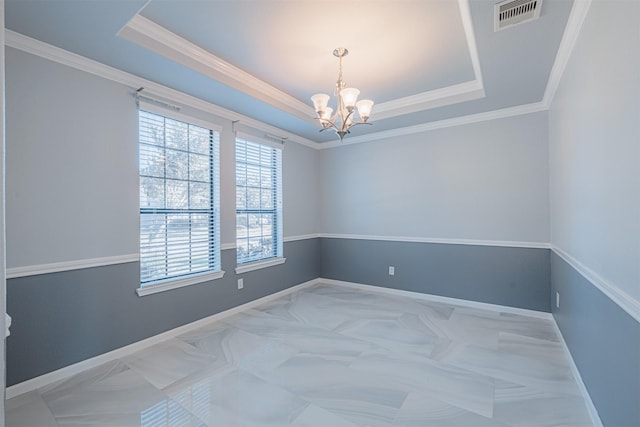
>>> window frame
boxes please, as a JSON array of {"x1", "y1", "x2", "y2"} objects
[
  {"x1": 234, "y1": 134, "x2": 285, "y2": 273},
  {"x1": 137, "y1": 103, "x2": 224, "y2": 296}
]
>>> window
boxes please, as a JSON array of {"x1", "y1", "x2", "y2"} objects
[
  {"x1": 235, "y1": 136, "x2": 283, "y2": 268},
  {"x1": 138, "y1": 108, "x2": 222, "y2": 294}
]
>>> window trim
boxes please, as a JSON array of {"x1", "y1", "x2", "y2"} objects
[
  {"x1": 136, "y1": 270, "x2": 225, "y2": 296},
  {"x1": 137, "y1": 102, "x2": 223, "y2": 296},
  {"x1": 235, "y1": 134, "x2": 284, "y2": 266},
  {"x1": 234, "y1": 257, "x2": 286, "y2": 275}
]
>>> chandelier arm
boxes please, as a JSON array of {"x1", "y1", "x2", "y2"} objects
[
  {"x1": 339, "y1": 108, "x2": 356, "y2": 132},
  {"x1": 313, "y1": 117, "x2": 340, "y2": 132},
  {"x1": 345, "y1": 121, "x2": 373, "y2": 128}
]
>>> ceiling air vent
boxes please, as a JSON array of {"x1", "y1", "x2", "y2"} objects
[{"x1": 494, "y1": 0, "x2": 543, "y2": 31}]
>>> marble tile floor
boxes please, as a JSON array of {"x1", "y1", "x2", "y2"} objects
[{"x1": 6, "y1": 283, "x2": 595, "y2": 426}]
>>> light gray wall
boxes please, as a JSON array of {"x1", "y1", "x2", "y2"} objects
[
  {"x1": 548, "y1": 1, "x2": 640, "y2": 426},
  {"x1": 6, "y1": 47, "x2": 139, "y2": 268},
  {"x1": 320, "y1": 112, "x2": 550, "y2": 243},
  {"x1": 5, "y1": 47, "x2": 321, "y2": 268},
  {"x1": 549, "y1": 0, "x2": 640, "y2": 304},
  {"x1": 283, "y1": 141, "x2": 320, "y2": 237}
]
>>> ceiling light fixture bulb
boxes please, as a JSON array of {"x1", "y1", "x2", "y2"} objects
[
  {"x1": 310, "y1": 93, "x2": 330, "y2": 115},
  {"x1": 356, "y1": 99, "x2": 374, "y2": 122},
  {"x1": 340, "y1": 88, "x2": 360, "y2": 111}
]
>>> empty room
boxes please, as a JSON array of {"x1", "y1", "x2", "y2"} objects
[{"x1": 0, "y1": 0, "x2": 638, "y2": 426}]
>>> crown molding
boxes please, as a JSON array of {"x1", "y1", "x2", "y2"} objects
[
  {"x1": 118, "y1": 15, "x2": 318, "y2": 125},
  {"x1": 458, "y1": 0, "x2": 484, "y2": 85},
  {"x1": 5, "y1": 30, "x2": 135, "y2": 88},
  {"x1": 374, "y1": 80, "x2": 485, "y2": 120},
  {"x1": 319, "y1": 102, "x2": 547, "y2": 149},
  {"x1": 4, "y1": 30, "x2": 318, "y2": 149},
  {"x1": 542, "y1": 0, "x2": 593, "y2": 107}
]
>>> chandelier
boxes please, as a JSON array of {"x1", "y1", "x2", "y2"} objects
[{"x1": 311, "y1": 48, "x2": 374, "y2": 142}]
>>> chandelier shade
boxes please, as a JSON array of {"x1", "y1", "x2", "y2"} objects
[{"x1": 311, "y1": 47, "x2": 374, "y2": 142}]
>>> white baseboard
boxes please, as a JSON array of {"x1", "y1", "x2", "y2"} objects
[
  {"x1": 320, "y1": 278, "x2": 553, "y2": 319},
  {"x1": 551, "y1": 319, "x2": 603, "y2": 427},
  {"x1": 5, "y1": 278, "x2": 322, "y2": 400}
]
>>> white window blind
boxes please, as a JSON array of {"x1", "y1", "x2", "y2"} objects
[
  {"x1": 235, "y1": 136, "x2": 283, "y2": 264},
  {"x1": 139, "y1": 109, "x2": 221, "y2": 285}
]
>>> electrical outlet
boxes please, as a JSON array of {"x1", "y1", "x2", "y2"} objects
[
  {"x1": 556, "y1": 292, "x2": 560, "y2": 308},
  {"x1": 238, "y1": 278, "x2": 244, "y2": 290},
  {"x1": 388, "y1": 266, "x2": 395, "y2": 276}
]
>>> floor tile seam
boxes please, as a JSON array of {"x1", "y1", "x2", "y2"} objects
[
  {"x1": 255, "y1": 371, "x2": 409, "y2": 414},
  {"x1": 446, "y1": 339, "x2": 577, "y2": 370},
  {"x1": 32, "y1": 391, "x2": 61, "y2": 427},
  {"x1": 491, "y1": 345, "x2": 579, "y2": 367},
  {"x1": 347, "y1": 360, "x2": 498, "y2": 407},
  {"x1": 40, "y1": 363, "x2": 168, "y2": 407},
  {"x1": 480, "y1": 354, "x2": 581, "y2": 381},
  {"x1": 403, "y1": 387, "x2": 497, "y2": 419},
  {"x1": 230, "y1": 317, "x2": 384, "y2": 351},
  {"x1": 487, "y1": 372, "x2": 585, "y2": 398},
  {"x1": 496, "y1": 330, "x2": 563, "y2": 344},
  {"x1": 37, "y1": 398, "x2": 165, "y2": 423},
  {"x1": 443, "y1": 359, "x2": 582, "y2": 389},
  {"x1": 495, "y1": 386, "x2": 595, "y2": 403},
  {"x1": 263, "y1": 356, "x2": 412, "y2": 408},
  {"x1": 302, "y1": 397, "x2": 404, "y2": 427},
  {"x1": 37, "y1": 359, "x2": 132, "y2": 402},
  {"x1": 301, "y1": 405, "x2": 372, "y2": 427}
]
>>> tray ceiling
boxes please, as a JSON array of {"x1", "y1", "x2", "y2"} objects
[{"x1": 5, "y1": 0, "x2": 574, "y2": 145}]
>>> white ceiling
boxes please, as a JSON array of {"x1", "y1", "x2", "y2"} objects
[{"x1": 5, "y1": 0, "x2": 575, "y2": 145}]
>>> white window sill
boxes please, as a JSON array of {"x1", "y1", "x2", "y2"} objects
[
  {"x1": 136, "y1": 270, "x2": 225, "y2": 297},
  {"x1": 235, "y1": 257, "x2": 286, "y2": 274}
]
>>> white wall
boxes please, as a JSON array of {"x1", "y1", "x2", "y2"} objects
[
  {"x1": 549, "y1": 0, "x2": 640, "y2": 303},
  {"x1": 320, "y1": 112, "x2": 550, "y2": 244},
  {"x1": 5, "y1": 47, "x2": 321, "y2": 270}
]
